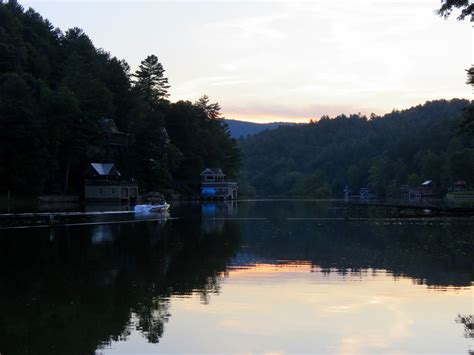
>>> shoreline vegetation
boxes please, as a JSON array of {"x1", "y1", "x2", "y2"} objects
[{"x1": 0, "y1": 1, "x2": 473, "y2": 203}]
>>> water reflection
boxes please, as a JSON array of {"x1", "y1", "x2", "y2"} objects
[
  {"x1": 0, "y1": 200, "x2": 472, "y2": 354},
  {"x1": 237, "y1": 219, "x2": 473, "y2": 288},
  {"x1": 0, "y1": 216, "x2": 240, "y2": 354},
  {"x1": 201, "y1": 201, "x2": 238, "y2": 234},
  {"x1": 456, "y1": 315, "x2": 474, "y2": 339}
]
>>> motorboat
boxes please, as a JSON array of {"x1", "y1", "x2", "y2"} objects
[{"x1": 134, "y1": 202, "x2": 170, "y2": 214}]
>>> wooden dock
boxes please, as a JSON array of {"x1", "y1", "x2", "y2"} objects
[
  {"x1": 0, "y1": 210, "x2": 167, "y2": 229},
  {"x1": 341, "y1": 202, "x2": 474, "y2": 219}
]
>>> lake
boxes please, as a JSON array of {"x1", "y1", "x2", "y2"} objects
[{"x1": 0, "y1": 200, "x2": 472, "y2": 354}]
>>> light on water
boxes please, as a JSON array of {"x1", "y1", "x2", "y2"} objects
[{"x1": 0, "y1": 201, "x2": 472, "y2": 354}]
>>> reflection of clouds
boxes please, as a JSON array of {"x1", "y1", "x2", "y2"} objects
[
  {"x1": 325, "y1": 305, "x2": 353, "y2": 313},
  {"x1": 174, "y1": 263, "x2": 469, "y2": 352},
  {"x1": 105, "y1": 260, "x2": 473, "y2": 353},
  {"x1": 338, "y1": 318, "x2": 415, "y2": 354}
]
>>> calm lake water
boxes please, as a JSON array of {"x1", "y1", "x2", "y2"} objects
[{"x1": 0, "y1": 200, "x2": 472, "y2": 354}]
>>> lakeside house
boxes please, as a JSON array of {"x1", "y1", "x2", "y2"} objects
[
  {"x1": 98, "y1": 118, "x2": 130, "y2": 148},
  {"x1": 84, "y1": 163, "x2": 138, "y2": 201},
  {"x1": 200, "y1": 168, "x2": 238, "y2": 200},
  {"x1": 401, "y1": 185, "x2": 422, "y2": 200}
]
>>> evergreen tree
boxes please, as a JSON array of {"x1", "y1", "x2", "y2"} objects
[
  {"x1": 195, "y1": 95, "x2": 222, "y2": 120},
  {"x1": 134, "y1": 54, "x2": 170, "y2": 106}
]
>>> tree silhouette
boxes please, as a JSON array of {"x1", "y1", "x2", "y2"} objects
[
  {"x1": 195, "y1": 95, "x2": 222, "y2": 121},
  {"x1": 437, "y1": 0, "x2": 474, "y2": 21},
  {"x1": 134, "y1": 54, "x2": 170, "y2": 106},
  {"x1": 437, "y1": 0, "x2": 473, "y2": 135}
]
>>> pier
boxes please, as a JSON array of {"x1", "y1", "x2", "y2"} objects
[
  {"x1": 0, "y1": 210, "x2": 170, "y2": 229},
  {"x1": 341, "y1": 202, "x2": 474, "y2": 219}
]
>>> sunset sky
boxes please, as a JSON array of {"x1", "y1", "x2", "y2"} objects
[{"x1": 22, "y1": 0, "x2": 473, "y2": 123}]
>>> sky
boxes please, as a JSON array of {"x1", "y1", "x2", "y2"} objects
[{"x1": 21, "y1": 0, "x2": 473, "y2": 123}]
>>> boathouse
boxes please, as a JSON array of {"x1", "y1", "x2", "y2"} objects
[
  {"x1": 420, "y1": 180, "x2": 434, "y2": 197},
  {"x1": 200, "y1": 168, "x2": 238, "y2": 200},
  {"x1": 84, "y1": 163, "x2": 138, "y2": 201}
]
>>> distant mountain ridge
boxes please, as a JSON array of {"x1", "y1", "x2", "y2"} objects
[{"x1": 223, "y1": 119, "x2": 297, "y2": 138}]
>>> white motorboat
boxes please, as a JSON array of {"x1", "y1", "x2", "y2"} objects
[{"x1": 134, "y1": 203, "x2": 170, "y2": 214}]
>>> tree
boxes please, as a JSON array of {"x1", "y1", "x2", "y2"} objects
[
  {"x1": 195, "y1": 95, "x2": 222, "y2": 121},
  {"x1": 438, "y1": 0, "x2": 474, "y2": 136},
  {"x1": 437, "y1": 0, "x2": 474, "y2": 21},
  {"x1": 134, "y1": 55, "x2": 170, "y2": 106}
]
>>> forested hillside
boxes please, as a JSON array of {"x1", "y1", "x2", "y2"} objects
[
  {"x1": 0, "y1": 1, "x2": 239, "y2": 195},
  {"x1": 224, "y1": 119, "x2": 295, "y2": 138},
  {"x1": 239, "y1": 99, "x2": 474, "y2": 197}
]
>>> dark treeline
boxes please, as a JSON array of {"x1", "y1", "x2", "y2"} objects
[
  {"x1": 0, "y1": 1, "x2": 239, "y2": 195},
  {"x1": 239, "y1": 99, "x2": 474, "y2": 197}
]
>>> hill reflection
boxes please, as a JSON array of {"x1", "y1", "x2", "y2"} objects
[
  {"x1": 0, "y1": 216, "x2": 240, "y2": 354},
  {"x1": 236, "y1": 219, "x2": 473, "y2": 288},
  {"x1": 231, "y1": 200, "x2": 473, "y2": 288}
]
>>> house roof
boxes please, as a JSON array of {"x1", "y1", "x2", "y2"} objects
[
  {"x1": 90, "y1": 163, "x2": 121, "y2": 177},
  {"x1": 200, "y1": 168, "x2": 225, "y2": 176},
  {"x1": 99, "y1": 118, "x2": 120, "y2": 133},
  {"x1": 99, "y1": 118, "x2": 129, "y2": 136}
]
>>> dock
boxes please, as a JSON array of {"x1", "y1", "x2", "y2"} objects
[
  {"x1": 341, "y1": 202, "x2": 474, "y2": 219},
  {"x1": 0, "y1": 210, "x2": 169, "y2": 229}
]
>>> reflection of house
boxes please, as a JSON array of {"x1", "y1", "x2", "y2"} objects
[
  {"x1": 84, "y1": 163, "x2": 138, "y2": 201},
  {"x1": 359, "y1": 187, "x2": 376, "y2": 199},
  {"x1": 99, "y1": 118, "x2": 130, "y2": 147},
  {"x1": 401, "y1": 185, "x2": 421, "y2": 200},
  {"x1": 421, "y1": 180, "x2": 434, "y2": 196},
  {"x1": 201, "y1": 201, "x2": 238, "y2": 234},
  {"x1": 451, "y1": 180, "x2": 468, "y2": 192},
  {"x1": 200, "y1": 168, "x2": 238, "y2": 200}
]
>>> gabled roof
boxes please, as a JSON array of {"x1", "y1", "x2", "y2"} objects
[
  {"x1": 200, "y1": 168, "x2": 225, "y2": 176},
  {"x1": 89, "y1": 163, "x2": 121, "y2": 177},
  {"x1": 99, "y1": 118, "x2": 129, "y2": 136},
  {"x1": 99, "y1": 118, "x2": 120, "y2": 134}
]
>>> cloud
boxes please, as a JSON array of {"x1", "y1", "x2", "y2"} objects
[
  {"x1": 205, "y1": 14, "x2": 288, "y2": 41},
  {"x1": 172, "y1": 75, "x2": 260, "y2": 100}
]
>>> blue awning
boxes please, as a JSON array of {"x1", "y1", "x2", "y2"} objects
[{"x1": 201, "y1": 188, "x2": 216, "y2": 196}]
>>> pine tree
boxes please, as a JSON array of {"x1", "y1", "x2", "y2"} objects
[
  {"x1": 195, "y1": 95, "x2": 222, "y2": 120},
  {"x1": 134, "y1": 55, "x2": 170, "y2": 106}
]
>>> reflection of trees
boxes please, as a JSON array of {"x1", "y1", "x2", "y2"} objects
[
  {"x1": 238, "y1": 217, "x2": 473, "y2": 288},
  {"x1": 134, "y1": 300, "x2": 170, "y2": 343},
  {"x1": 456, "y1": 315, "x2": 474, "y2": 339},
  {"x1": 0, "y1": 218, "x2": 240, "y2": 354}
]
